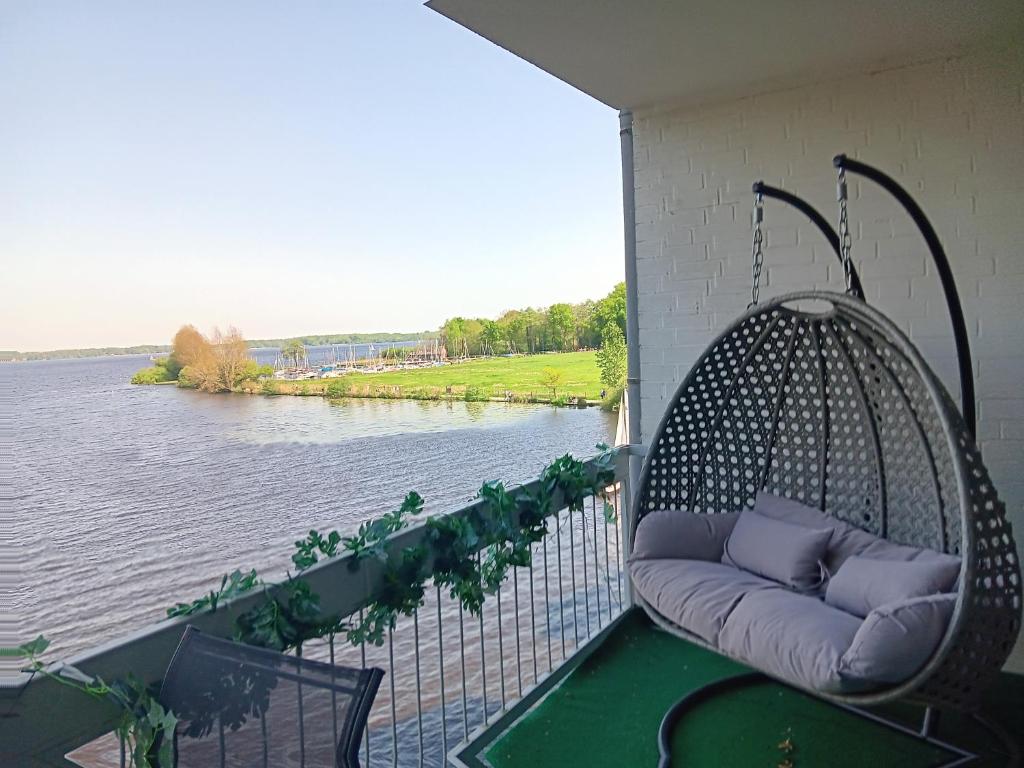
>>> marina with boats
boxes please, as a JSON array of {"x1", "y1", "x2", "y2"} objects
[{"x1": 269, "y1": 339, "x2": 447, "y2": 381}]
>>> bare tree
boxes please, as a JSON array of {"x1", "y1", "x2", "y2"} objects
[{"x1": 211, "y1": 326, "x2": 251, "y2": 391}]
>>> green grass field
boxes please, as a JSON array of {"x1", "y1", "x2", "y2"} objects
[{"x1": 254, "y1": 351, "x2": 603, "y2": 402}]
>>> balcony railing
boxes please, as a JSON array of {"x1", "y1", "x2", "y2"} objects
[{"x1": 2, "y1": 450, "x2": 633, "y2": 767}]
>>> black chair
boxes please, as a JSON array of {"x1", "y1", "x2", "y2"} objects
[{"x1": 160, "y1": 626, "x2": 383, "y2": 767}]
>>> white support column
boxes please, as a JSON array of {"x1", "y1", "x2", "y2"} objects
[
  {"x1": 619, "y1": 110, "x2": 641, "y2": 609},
  {"x1": 619, "y1": 109, "x2": 641, "y2": 450}
]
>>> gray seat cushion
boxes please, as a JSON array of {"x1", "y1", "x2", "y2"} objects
[
  {"x1": 630, "y1": 559, "x2": 781, "y2": 644},
  {"x1": 718, "y1": 587, "x2": 863, "y2": 693},
  {"x1": 630, "y1": 494, "x2": 960, "y2": 693}
]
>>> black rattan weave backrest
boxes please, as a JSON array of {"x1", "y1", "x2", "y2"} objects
[
  {"x1": 637, "y1": 294, "x2": 964, "y2": 552},
  {"x1": 160, "y1": 627, "x2": 382, "y2": 768}
]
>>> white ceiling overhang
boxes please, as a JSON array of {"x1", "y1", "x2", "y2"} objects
[{"x1": 426, "y1": 0, "x2": 1024, "y2": 110}]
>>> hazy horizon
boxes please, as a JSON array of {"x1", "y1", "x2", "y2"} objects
[
  {"x1": 2, "y1": 2, "x2": 623, "y2": 352},
  {"x1": 1, "y1": 276, "x2": 622, "y2": 354},
  {"x1": 0, "y1": 330, "x2": 431, "y2": 356}
]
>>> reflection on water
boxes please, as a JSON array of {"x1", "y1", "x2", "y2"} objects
[
  {"x1": 6, "y1": 355, "x2": 614, "y2": 659},
  {"x1": 227, "y1": 394, "x2": 565, "y2": 445}
]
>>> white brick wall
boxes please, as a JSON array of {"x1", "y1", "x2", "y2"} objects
[{"x1": 631, "y1": 43, "x2": 1024, "y2": 667}]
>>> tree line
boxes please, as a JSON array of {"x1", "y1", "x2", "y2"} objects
[
  {"x1": 439, "y1": 283, "x2": 626, "y2": 358},
  {"x1": 8, "y1": 332, "x2": 433, "y2": 362},
  {"x1": 250, "y1": 331, "x2": 433, "y2": 349},
  {"x1": 6, "y1": 344, "x2": 175, "y2": 362}
]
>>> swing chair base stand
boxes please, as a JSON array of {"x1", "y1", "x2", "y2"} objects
[{"x1": 655, "y1": 672, "x2": 991, "y2": 768}]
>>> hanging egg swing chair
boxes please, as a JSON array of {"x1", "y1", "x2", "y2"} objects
[{"x1": 630, "y1": 156, "x2": 1021, "y2": 763}]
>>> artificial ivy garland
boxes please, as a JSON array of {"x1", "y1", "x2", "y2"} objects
[{"x1": 171, "y1": 444, "x2": 617, "y2": 650}]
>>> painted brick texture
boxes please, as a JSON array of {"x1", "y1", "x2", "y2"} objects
[{"x1": 631, "y1": 44, "x2": 1023, "y2": 665}]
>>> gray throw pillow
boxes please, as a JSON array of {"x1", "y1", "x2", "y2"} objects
[
  {"x1": 753, "y1": 491, "x2": 875, "y2": 572},
  {"x1": 629, "y1": 510, "x2": 738, "y2": 562},
  {"x1": 825, "y1": 556, "x2": 961, "y2": 618},
  {"x1": 753, "y1": 491, "x2": 961, "y2": 575},
  {"x1": 838, "y1": 593, "x2": 956, "y2": 684},
  {"x1": 721, "y1": 510, "x2": 832, "y2": 591}
]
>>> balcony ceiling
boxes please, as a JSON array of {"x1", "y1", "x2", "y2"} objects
[{"x1": 425, "y1": 0, "x2": 1024, "y2": 110}]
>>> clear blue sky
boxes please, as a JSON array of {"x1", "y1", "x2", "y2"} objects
[{"x1": 1, "y1": 2, "x2": 623, "y2": 351}]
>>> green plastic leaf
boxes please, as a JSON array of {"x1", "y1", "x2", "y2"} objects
[{"x1": 1, "y1": 635, "x2": 51, "y2": 658}]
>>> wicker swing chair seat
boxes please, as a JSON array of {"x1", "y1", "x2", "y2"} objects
[{"x1": 631, "y1": 290, "x2": 1021, "y2": 711}]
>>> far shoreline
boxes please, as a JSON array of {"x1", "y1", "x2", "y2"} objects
[
  {"x1": 237, "y1": 379, "x2": 601, "y2": 408},
  {"x1": 134, "y1": 350, "x2": 617, "y2": 410}
]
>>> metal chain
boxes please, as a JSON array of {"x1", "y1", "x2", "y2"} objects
[
  {"x1": 748, "y1": 192, "x2": 765, "y2": 307},
  {"x1": 837, "y1": 166, "x2": 854, "y2": 293}
]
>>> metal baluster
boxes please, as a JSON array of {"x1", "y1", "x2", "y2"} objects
[
  {"x1": 219, "y1": 720, "x2": 227, "y2": 768},
  {"x1": 261, "y1": 713, "x2": 269, "y2": 768},
  {"x1": 581, "y1": 502, "x2": 591, "y2": 638},
  {"x1": 497, "y1": 584, "x2": 506, "y2": 710},
  {"x1": 329, "y1": 634, "x2": 339, "y2": 756},
  {"x1": 593, "y1": 497, "x2": 602, "y2": 628},
  {"x1": 529, "y1": 546, "x2": 538, "y2": 685},
  {"x1": 604, "y1": 496, "x2": 613, "y2": 622},
  {"x1": 555, "y1": 509, "x2": 566, "y2": 660},
  {"x1": 513, "y1": 565, "x2": 522, "y2": 698},
  {"x1": 119, "y1": 734, "x2": 125, "y2": 768},
  {"x1": 359, "y1": 608, "x2": 370, "y2": 767},
  {"x1": 436, "y1": 586, "x2": 448, "y2": 762},
  {"x1": 569, "y1": 508, "x2": 579, "y2": 648},
  {"x1": 610, "y1": 489, "x2": 618, "y2": 610},
  {"x1": 459, "y1": 602, "x2": 469, "y2": 741},
  {"x1": 295, "y1": 643, "x2": 306, "y2": 768},
  {"x1": 388, "y1": 627, "x2": 398, "y2": 767},
  {"x1": 479, "y1": 575, "x2": 488, "y2": 724},
  {"x1": 414, "y1": 608, "x2": 424, "y2": 765},
  {"x1": 543, "y1": 533, "x2": 552, "y2": 673}
]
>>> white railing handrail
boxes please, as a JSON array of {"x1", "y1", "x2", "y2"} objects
[{"x1": 2, "y1": 450, "x2": 630, "y2": 766}]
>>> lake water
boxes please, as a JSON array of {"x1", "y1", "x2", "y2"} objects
[{"x1": 6, "y1": 352, "x2": 615, "y2": 660}]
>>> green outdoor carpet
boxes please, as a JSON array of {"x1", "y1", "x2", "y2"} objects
[{"x1": 485, "y1": 611, "x2": 1023, "y2": 768}]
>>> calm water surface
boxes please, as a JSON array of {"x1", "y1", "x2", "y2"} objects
[{"x1": 7, "y1": 353, "x2": 614, "y2": 659}]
